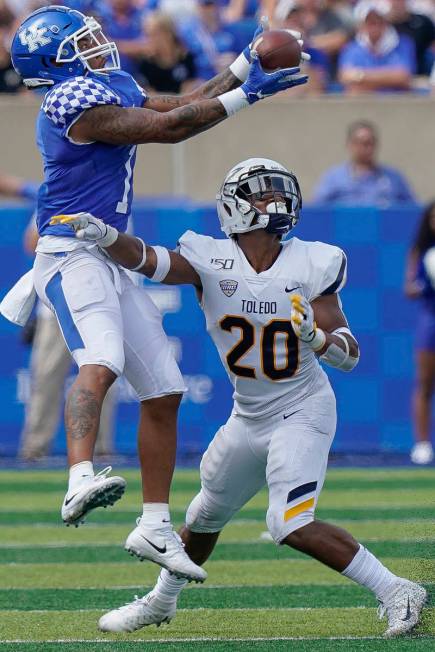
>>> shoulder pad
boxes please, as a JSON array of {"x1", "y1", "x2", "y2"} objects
[{"x1": 42, "y1": 76, "x2": 121, "y2": 127}]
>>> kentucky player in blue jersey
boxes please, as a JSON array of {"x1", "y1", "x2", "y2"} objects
[{"x1": 10, "y1": 5, "x2": 309, "y2": 580}]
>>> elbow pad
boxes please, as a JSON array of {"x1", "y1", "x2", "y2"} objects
[{"x1": 319, "y1": 329, "x2": 359, "y2": 372}]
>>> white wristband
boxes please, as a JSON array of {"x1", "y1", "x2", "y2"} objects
[
  {"x1": 129, "y1": 238, "x2": 147, "y2": 271},
  {"x1": 217, "y1": 87, "x2": 249, "y2": 117},
  {"x1": 99, "y1": 224, "x2": 119, "y2": 248},
  {"x1": 229, "y1": 52, "x2": 250, "y2": 82},
  {"x1": 150, "y1": 246, "x2": 171, "y2": 282},
  {"x1": 306, "y1": 327, "x2": 326, "y2": 352}
]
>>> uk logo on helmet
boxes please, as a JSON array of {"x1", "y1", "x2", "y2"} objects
[
  {"x1": 19, "y1": 24, "x2": 52, "y2": 52},
  {"x1": 219, "y1": 280, "x2": 238, "y2": 297}
]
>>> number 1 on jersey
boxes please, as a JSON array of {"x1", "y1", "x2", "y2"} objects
[{"x1": 116, "y1": 145, "x2": 136, "y2": 215}]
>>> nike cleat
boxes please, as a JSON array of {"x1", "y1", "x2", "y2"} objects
[
  {"x1": 125, "y1": 518, "x2": 207, "y2": 582},
  {"x1": 378, "y1": 579, "x2": 427, "y2": 638},
  {"x1": 61, "y1": 466, "x2": 126, "y2": 527},
  {"x1": 98, "y1": 590, "x2": 177, "y2": 632}
]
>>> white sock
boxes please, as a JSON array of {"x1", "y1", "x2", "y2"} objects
[
  {"x1": 154, "y1": 568, "x2": 188, "y2": 601},
  {"x1": 141, "y1": 503, "x2": 171, "y2": 527},
  {"x1": 68, "y1": 461, "x2": 94, "y2": 493},
  {"x1": 342, "y1": 544, "x2": 398, "y2": 601}
]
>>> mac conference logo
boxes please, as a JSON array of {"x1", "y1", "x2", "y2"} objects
[{"x1": 219, "y1": 279, "x2": 238, "y2": 297}]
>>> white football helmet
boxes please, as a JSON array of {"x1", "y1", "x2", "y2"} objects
[{"x1": 216, "y1": 158, "x2": 302, "y2": 238}]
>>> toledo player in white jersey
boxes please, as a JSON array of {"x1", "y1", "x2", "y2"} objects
[{"x1": 52, "y1": 159, "x2": 426, "y2": 638}]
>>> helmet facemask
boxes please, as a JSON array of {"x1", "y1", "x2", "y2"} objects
[
  {"x1": 218, "y1": 167, "x2": 302, "y2": 238},
  {"x1": 56, "y1": 15, "x2": 120, "y2": 74}
]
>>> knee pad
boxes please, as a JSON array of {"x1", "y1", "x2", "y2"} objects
[
  {"x1": 185, "y1": 490, "x2": 232, "y2": 534},
  {"x1": 266, "y1": 505, "x2": 315, "y2": 544}
]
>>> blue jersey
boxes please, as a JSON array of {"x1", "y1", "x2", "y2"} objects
[{"x1": 36, "y1": 70, "x2": 146, "y2": 238}]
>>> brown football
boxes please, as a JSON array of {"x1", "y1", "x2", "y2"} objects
[{"x1": 253, "y1": 30, "x2": 302, "y2": 71}]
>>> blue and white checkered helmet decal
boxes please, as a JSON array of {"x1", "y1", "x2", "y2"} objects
[{"x1": 42, "y1": 76, "x2": 121, "y2": 126}]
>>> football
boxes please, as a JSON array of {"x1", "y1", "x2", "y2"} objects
[{"x1": 253, "y1": 30, "x2": 302, "y2": 71}]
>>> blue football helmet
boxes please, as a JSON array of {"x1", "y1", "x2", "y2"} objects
[{"x1": 11, "y1": 5, "x2": 120, "y2": 88}]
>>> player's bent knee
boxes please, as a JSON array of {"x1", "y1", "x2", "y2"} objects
[
  {"x1": 267, "y1": 507, "x2": 314, "y2": 544},
  {"x1": 186, "y1": 490, "x2": 231, "y2": 534}
]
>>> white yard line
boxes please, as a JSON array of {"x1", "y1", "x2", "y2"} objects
[
  {"x1": 1, "y1": 607, "x2": 373, "y2": 614},
  {"x1": 1, "y1": 537, "x2": 434, "y2": 549},
  {"x1": 0, "y1": 636, "x2": 392, "y2": 643}
]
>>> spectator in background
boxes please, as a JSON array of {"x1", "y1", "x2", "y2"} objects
[
  {"x1": 98, "y1": 0, "x2": 147, "y2": 76},
  {"x1": 312, "y1": 120, "x2": 416, "y2": 205},
  {"x1": 338, "y1": 0, "x2": 416, "y2": 93},
  {"x1": 404, "y1": 202, "x2": 435, "y2": 465},
  {"x1": 0, "y1": 171, "x2": 38, "y2": 199},
  {"x1": 196, "y1": 0, "x2": 239, "y2": 72},
  {"x1": 388, "y1": 0, "x2": 434, "y2": 75},
  {"x1": 139, "y1": 12, "x2": 197, "y2": 94},
  {"x1": 274, "y1": 1, "x2": 329, "y2": 94},
  {"x1": 275, "y1": 0, "x2": 352, "y2": 76},
  {"x1": 222, "y1": 0, "x2": 258, "y2": 23},
  {"x1": 0, "y1": 0, "x2": 20, "y2": 92}
]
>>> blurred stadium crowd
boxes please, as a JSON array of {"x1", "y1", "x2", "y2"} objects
[{"x1": 0, "y1": 0, "x2": 434, "y2": 95}]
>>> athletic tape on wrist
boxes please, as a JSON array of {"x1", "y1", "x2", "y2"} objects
[
  {"x1": 320, "y1": 332, "x2": 359, "y2": 371},
  {"x1": 229, "y1": 52, "x2": 250, "y2": 82},
  {"x1": 304, "y1": 327, "x2": 326, "y2": 352},
  {"x1": 129, "y1": 238, "x2": 147, "y2": 271},
  {"x1": 150, "y1": 246, "x2": 171, "y2": 282},
  {"x1": 218, "y1": 87, "x2": 249, "y2": 116},
  {"x1": 99, "y1": 224, "x2": 119, "y2": 248}
]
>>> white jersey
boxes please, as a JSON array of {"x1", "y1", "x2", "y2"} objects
[{"x1": 179, "y1": 232, "x2": 347, "y2": 418}]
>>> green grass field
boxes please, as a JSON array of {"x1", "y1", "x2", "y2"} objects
[{"x1": 0, "y1": 467, "x2": 434, "y2": 651}]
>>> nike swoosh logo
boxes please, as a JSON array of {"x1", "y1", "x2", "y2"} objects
[
  {"x1": 402, "y1": 596, "x2": 411, "y2": 621},
  {"x1": 283, "y1": 412, "x2": 296, "y2": 420},
  {"x1": 141, "y1": 536, "x2": 167, "y2": 554},
  {"x1": 285, "y1": 286, "x2": 301, "y2": 293},
  {"x1": 64, "y1": 493, "x2": 78, "y2": 506}
]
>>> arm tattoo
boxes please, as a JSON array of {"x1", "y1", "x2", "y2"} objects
[
  {"x1": 146, "y1": 69, "x2": 240, "y2": 112},
  {"x1": 194, "y1": 69, "x2": 240, "y2": 100},
  {"x1": 66, "y1": 387, "x2": 99, "y2": 441},
  {"x1": 75, "y1": 99, "x2": 227, "y2": 145}
]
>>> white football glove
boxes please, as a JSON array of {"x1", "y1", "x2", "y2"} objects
[
  {"x1": 50, "y1": 212, "x2": 119, "y2": 247},
  {"x1": 290, "y1": 294, "x2": 325, "y2": 351}
]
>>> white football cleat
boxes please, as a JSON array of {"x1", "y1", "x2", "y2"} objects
[
  {"x1": 378, "y1": 579, "x2": 427, "y2": 638},
  {"x1": 125, "y1": 518, "x2": 207, "y2": 583},
  {"x1": 410, "y1": 441, "x2": 434, "y2": 465},
  {"x1": 61, "y1": 466, "x2": 126, "y2": 526},
  {"x1": 99, "y1": 591, "x2": 177, "y2": 633}
]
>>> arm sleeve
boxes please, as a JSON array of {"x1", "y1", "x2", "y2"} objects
[
  {"x1": 307, "y1": 243, "x2": 347, "y2": 301},
  {"x1": 42, "y1": 76, "x2": 121, "y2": 136}
]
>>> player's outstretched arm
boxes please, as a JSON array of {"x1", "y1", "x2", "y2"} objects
[
  {"x1": 145, "y1": 20, "x2": 310, "y2": 113},
  {"x1": 144, "y1": 17, "x2": 268, "y2": 113},
  {"x1": 49, "y1": 214, "x2": 201, "y2": 287},
  {"x1": 290, "y1": 293, "x2": 359, "y2": 372},
  {"x1": 70, "y1": 58, "x2": 307, "y2": 145},
  {"x1": 105, "y1": 233, "x2": 202, "y2": 287}
]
